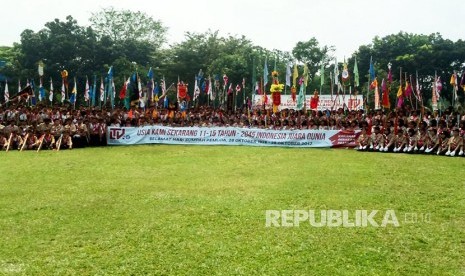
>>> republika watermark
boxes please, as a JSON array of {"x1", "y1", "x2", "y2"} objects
[{"x1": 265, "y1": 209, "x2": 431, "y2": 227}]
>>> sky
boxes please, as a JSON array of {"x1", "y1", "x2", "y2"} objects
[{"x1": 2, "y1": 0, "x2": 464, "y2": 60}]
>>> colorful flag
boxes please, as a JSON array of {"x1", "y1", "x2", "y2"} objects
[
  {"x1": 451, "y1": 72, "x2": 458, "y2": 101},
  {"x1": 207, "y1": 76, "x2": 212, "y2": 96},
  {"x1": 138, "y1": 76, "x2": 143, "y2": 108},
  {"x1": 381, "y1": 78, "x2": 390, "y2": 109},
  {"x1": 39, "y1": 78, "x2": 45, "y2": 102},
  {"x1": 342, "y1": 59, "x2": 349, "y2": 85},
  {"x1": 223, "y1": 74, "x2": 228, "y2": 89},
  {"x1": 404, "y1": 81, "x2": 413, "y2": 97},
  {"x1": 147, "y1": 67, "x2": 153, "y2": 79},
  {"x1": 84, "y1": 77, "x2": 90, "y2": 102},
  {"x1": 30, "y1": 79, "x2": 36, "y2": 106},
  {"x1": 61, "y1": 79, "x2": 65, "y2": 103},
  {"x1": 369, "y1": 57, "x2": 375, "y2": 81},
  {"x1": 396, "y1": 84, "x2": 403, "y2": 98},
  {"x1": 49, "y1": 78, "x2": 54, "y2": 103},
  {"x1": 387, "y1": 63, "x2": 392, "y2": 83},
  {"x1": 235, "y1": 84, "x2": 241, "y2": 95},
  {"x1": 303, "y1": 64, "x2": 309, "y2": 86},
  {"x1": 255, "y1": 81, "x2": 261, "y2": 95},
  {"x1": 415, "y1": 72, "x2": 421, "y2": 102},
  {"x1": 292, "y1": 63, "x2": 298, "y2": 87},
  {"x1": 100, "y1": 77, "x2": 104, "y2": 102},
  {"x1": 69, "y1": 77, "x2": 77, "y2": 104},
  {"x1": 435, "y1": 76, "x2": 442, "y2": 99},
  {"x1": 371, "y1": 79, "x2": 380, "y2": 110},
  {"x1": 107, "y1": 66, "x2": 114, "y2": 79},
  {"x1": 119, "y1": 78, "x2": 129, "y2": 99},
  {"x1": 432, "y1": 78, "x2": 438, "y2": 110},
  {"x1": 193, "y1": 76, "x2": 200, "y2": 101}
]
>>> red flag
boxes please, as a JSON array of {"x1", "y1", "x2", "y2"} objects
[
  {"x1": 235, "y1": 84, "x2": 241, "y2": 95},
  {"x1": 119, "y1": 78, "x2": 128, "y2": 99},
  {"x1": 381, "y1": 79, "x2": 390, "y2": 108}
]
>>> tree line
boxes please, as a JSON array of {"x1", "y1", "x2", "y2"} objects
[{"x1": 0, "y1": 7, "x2": 464, "y2": 110}]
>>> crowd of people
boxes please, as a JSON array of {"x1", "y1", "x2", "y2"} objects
[{"x1": 0, "y1": 102, "x2": 464, "y2": 156}]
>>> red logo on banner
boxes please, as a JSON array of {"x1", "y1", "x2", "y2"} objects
[
  {"x1": 109, "y1": 128, "x2": 126, "y2": 139},
  {"x1": 329, "y1": 130, "x2": 360, "y2": 147}
]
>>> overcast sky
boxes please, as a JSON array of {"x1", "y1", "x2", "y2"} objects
[{"x1": 2, "y1": 0, "x2": 464, "y2": 60}]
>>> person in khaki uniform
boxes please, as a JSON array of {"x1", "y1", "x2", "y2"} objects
[
  {"x1": 59, "y1": 130, "x2": 73, "y2": 150},
  {"x1": 3, "y1": 119, "x2": 20, "y2": 136},
  {"x1": 3, "y1": 130, "x2": 23, "y2": 150},
  {"x1": 37, "y1": 118, "x2": 53, "y2": 133},
  {"x1": 51, "y1": 118, "x2": 63, "y2": 139},
  {"x1": 446, "y1": 128, "x2": 463, "y2": 156}
]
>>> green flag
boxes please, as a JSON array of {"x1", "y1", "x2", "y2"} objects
[
  {"x1": 320, "y1": 62, "x2": 325, "y2": 86},
  {"x1": 354, "y1": 56, "x2": 359, "y2": 87},
  {"x1": 296, "y1": 81, "x2": 306, "y2": 110}
]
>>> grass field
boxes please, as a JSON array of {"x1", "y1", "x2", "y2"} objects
[{"x1": 0, "y1": 145, "x2": 464, "y2": 275}]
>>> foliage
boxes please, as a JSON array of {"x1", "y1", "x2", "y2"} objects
[
  {"x1": 1, "y1": 9, "x2": 464, "y2": 110},
  {"x1": 89, "y1": 6, "x2": 167, "y2": 49}
]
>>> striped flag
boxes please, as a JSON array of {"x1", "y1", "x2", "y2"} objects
[
  {"x1": 193, "y1": 77, "x2": 200, "y2": 101},
  {"x1": 100, "y1": 77, "x2": 104, "y2": 102}
]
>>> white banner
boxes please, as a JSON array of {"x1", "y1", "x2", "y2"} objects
[
  {"x1": 108, "y1": 126, "x2": 360, "y2": 148},
  {"x1": 252, "y1": 94, "x2": 363, "y2": 111}
]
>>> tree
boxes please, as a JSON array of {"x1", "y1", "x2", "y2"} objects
[
  {"x1": 89, "y1": 7, "x2": 168, "y2": 49},
  {"x1": 292, "y1": 37, "x2": 335, "y2": 80}
]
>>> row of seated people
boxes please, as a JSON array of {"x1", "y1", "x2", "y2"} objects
[{"x1": 356, "y1": 125, "x2": 464, "y2": 156}]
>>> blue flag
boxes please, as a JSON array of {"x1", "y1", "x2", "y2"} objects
[
  {"x1": 30, "y1": 79, "x2": 37, "y2": 106},
  {"x1": 369, "y1": 57, "x2": 375, "y2": 81},
  {"x1": 147, "y1": 67, "x2": 153, "y2": 79},
  {"x1": 107, "y1": 66, "x2": 114, "y2": 80}
]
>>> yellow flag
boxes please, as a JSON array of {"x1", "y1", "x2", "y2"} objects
[
  {"x1": 292, "y1": 63, "x2": 298, "y2": 87},
  {"x1": 397, "y1": 85, "x2": 403, "y2": 98}
]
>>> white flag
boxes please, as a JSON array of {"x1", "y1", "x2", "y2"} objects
[
  {"x1": 4, "y1": 81, "x2": 9, "y2": 102},
  {"x1": 49, "y1": 78, "x2": 54, "y2": 102},
  {"x1": 285, "y1": 63, "x2": 291, "y2": 87}
]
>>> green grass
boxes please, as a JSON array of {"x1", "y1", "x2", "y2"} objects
[{"x1": 0, "y1": 146, "x2": 464, "y2": 275}]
